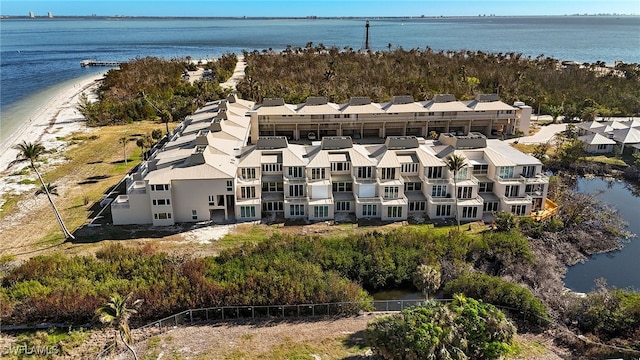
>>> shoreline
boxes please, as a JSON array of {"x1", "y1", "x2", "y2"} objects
[{"x1": 0, "y1": 73, "x2": 104, "y2": 196}]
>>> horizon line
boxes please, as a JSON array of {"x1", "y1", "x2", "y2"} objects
[{"x1": 2, "y1": 14, "x2": 639, "y2": 19}]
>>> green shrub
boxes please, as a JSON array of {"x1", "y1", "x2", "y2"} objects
[
  {"x1": 366, "y1": 295, "x2": 516, "y2": 360},
  {"x1": 444, "y1": 272, "x2": 550, "y2": 326}
]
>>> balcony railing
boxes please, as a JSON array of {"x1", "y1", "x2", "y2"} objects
[
  {"x1": 111, "y1": 195, "x2": 130, "y2": 209},
  {"x1": 502, "y1": 194, "x2": 532, "y2": 204}
]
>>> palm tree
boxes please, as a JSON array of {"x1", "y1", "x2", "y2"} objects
[
  {"x1": 119, "y1": 136, "x2": 128, "y2": 165},
  {"x1": 160, "y1": 110, "x2": 173, "y2": 137},
  {"x1": 446, "y1": 154, "x2": 466, "y2": 231},
  {"x1": 35, "y1": 183, "x2": 58, "y2": 197},
  {"x1": 96, "y1": 293, "x2": 143, "y2": 360},
  {"x1": 413, "y1": 264, "x2": 441, "y2": 300},
  {"x1": 8, "y1": 141, "x2": 74, "y2": 239}
]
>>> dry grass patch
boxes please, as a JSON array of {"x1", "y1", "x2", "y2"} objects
[{"x1": 0, "y1": 121, "x2": 164, "y2": 258}]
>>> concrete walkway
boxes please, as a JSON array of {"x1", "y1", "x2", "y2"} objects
[
  {"x1": 506, "y1": 123, "x2": 567, "y2": 145},
  {"x1": 220, "y1": 56, "x2": 247, "y2": 91}
]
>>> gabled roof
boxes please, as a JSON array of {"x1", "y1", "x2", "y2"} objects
[
  {"x1": 578, "y1": 133, "x2": 616, "y2": 145},
  {"x1": 612, "y1": 127, "x2": 640, "y2": 144},
  {"x1": 377, "y1": 151, "x2": 401, "y2": 168}
]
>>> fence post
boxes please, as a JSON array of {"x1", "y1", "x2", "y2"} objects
[{"x1": 190, "y1": 310, "x2": 193, "y2": 324}]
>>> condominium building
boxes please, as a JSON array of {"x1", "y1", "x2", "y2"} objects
[
  {"x1": 111, "y1": 94, "x2": 548, "y2": 226},
  {"x1": 249, "y1": 94, "x2": 531, "y2": 143}
]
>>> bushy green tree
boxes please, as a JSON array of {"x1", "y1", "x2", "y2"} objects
[{"x1": 365, "y1": 295, "x2": 516, "y2": 360}]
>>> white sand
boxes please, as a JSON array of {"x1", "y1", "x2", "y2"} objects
[{"x1": 0, "y1": 73, "x2": 105, "y2": 198}]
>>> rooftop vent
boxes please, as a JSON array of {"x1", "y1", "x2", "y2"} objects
[
  {"x1": 476, "y1": 93, "x2": 500, "y2": 102},
  {"x1": 210, "y1": 118, "x2": 223, "y2": 132},
  {"x1": 392, "y1": 95, "x2": 415, "y2": 104},
  {"x1": 306, "y1": 96, "x2": 328, "y2": 105},
  {"x1": 384, "y1": 136, "x2": 419, "y2": 150},
  {"x1": 321, "y1": 136, "x2": 353, "y2": 150},
  {"x1": 263, "y1": 98, "x2": 286, "y2": 107},
  {"x1": 349, "y1": 97, "x2": 372, "y2": 106},
  {"x1": 433, "y1": 94, "x2": 457, "y2": 103},
  {"x1": 256, "y1": 136, "x2": 289, "y2": 149}
]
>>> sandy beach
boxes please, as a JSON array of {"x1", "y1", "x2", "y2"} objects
[{"x1": 0, "y1": 73, "x2": 105, "y2": 196}]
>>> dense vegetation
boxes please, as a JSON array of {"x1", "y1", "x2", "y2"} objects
[
  {"x1": 1, "y1": 218, "x2": 638, "y2": 355},
  {"x1": 237, "y1": 46, "x2": 640, "y2": 118},
  {"x1": 78, "y1": 55, "x2": 237, "y2": 126},
  {"x1": 366, "y1": 295, "x2": 516, "y2": 360}
]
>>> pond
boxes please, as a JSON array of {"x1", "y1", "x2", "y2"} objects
[{"x1": 563, "y1": 177, "x2": 640, "y2": 293}]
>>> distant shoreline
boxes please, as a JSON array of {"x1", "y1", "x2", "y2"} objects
[{"x1": 1, "y1": 14, "x2": 639, "y2": 20}]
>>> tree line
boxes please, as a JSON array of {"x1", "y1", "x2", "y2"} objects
[
  {"x1": 236, "y1": 46, "x2": 640, "y2": 119},
  {"x1": 78, "y1": 55, "x2": 237, "y2": 126}
]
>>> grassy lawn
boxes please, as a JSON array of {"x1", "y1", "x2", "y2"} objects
[{"x1": 0, "y1": 121, "x2": 165, "y2": 254}]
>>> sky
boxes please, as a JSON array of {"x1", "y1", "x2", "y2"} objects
[{"x1": 1, "y1": 0, "x2": 638, "y2": 17}]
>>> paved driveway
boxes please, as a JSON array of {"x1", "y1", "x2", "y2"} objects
[{"x1": 506, "y1": 123, "x2": 567, "y2": 144}]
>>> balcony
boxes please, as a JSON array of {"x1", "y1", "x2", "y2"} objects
[
  {"x1": 523, "y1": 173, "x2": 549, "y2": 184},
  {"x1": 380, "y1": 195, "x2": 408, "y2": 206},
  {"x1": 502, "y1": 194, "x2": 532, "y2": 205},
  {"x1": 424, "y1": 177, "x2": 452, "y2": 185},
  {"x1": 111, "y1": 195, "x2": 130, "y2": 209},
  {"x1": 127, "y1": 181, "x2": 147, "y2": 195},
  {"x1": 494, "y1": 175, "x2": 525, "y2": 184},
  {"x1": 428, "y1": 195, "x2": 456, "y2": 204}
]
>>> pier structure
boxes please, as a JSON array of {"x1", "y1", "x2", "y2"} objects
[{"x1": 80, "y1": 59, "x2": 121, "y2": 67}]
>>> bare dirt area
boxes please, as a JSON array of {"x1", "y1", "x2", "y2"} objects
[{"x1": 44, "y1": 315, "x2": 569, "y2": 360}]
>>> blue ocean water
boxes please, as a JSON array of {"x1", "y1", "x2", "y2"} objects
[{"x1": 1, "y1": 16, "x2": 639, "y2": 114}]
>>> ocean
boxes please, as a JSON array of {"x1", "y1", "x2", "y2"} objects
[{"x1": 1, "y1": 16, "x2": 639, "y2": 141}]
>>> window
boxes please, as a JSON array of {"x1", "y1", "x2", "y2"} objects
[
  {"x1": 226, "y1": 180, "x2": 233, "y2": 191},
  {"x1": 499, "y1": 166, "x2": 515, "y2": 179},
  {"x1": 289, "y1": 184, "x2": 304, "y2": 197},
  {"x1": 331, "y1": 162, "x2": 350, "y2": 172},
  {"x1": 311, "y1": 168, "x2": 326, "y2": 180},
  {"x1": 401, "y1": 163, "x2": 418, "y2": 173},
  {"x1": 208, "y1": 195, "x2": 216, "y2": 206},
  {"x1": 192, "y1": 210, "x2": 198, "y2": 220},
  {"x1": 151, "y1": 184, "x2": 169, "y2": 191},
  {"x1": 473, "y1": 164, "x2": 488, "y2": 175},
  {"x1": 457, "y1": 186, "x2": 473, "y2": 199},
  {"x1": 313, "y1": 205, "x2": 329, "y2": 218},
  {"x1": 431, "y1": 185, "x2": 447, "y2": 197},
  {"x1": 336, "y1": 201, "x2": 351, "y2": 211},
  {"x1": 240, "y1": 206, "x2": 256, "y2": 218},
  {"x1": 262, "y1": 163, "x2": 282, "y2": 172},
  {"x1": 152, "y1": 199, "x2": 170, "y2": 206},
  {"x1": 462, "y1": 206, "x2": 478, "y2": 218},
  {"x1": 288, "y1": 166, "x2": 304, "y2": 178},
  {"x1": 241, "y1": 186, "x2": 256, "y2": 199},
  {"x1": 483, "y1": 202, "x2": 498, "y2": 212},
  {"x1": 511, "y1": 205, "x2": 526, "y2": 216},
  {"x1": 521, "y1": 165, "x2": 536, "y2": 178},
  {"x1": 597, "y1": 144, "x2": 608, "y2": 150},
  {"x1": 404, "y1": 182, "x2": 422, "y2": 192},
  {"x1": 332, "y1": 182, "x2": 353, "y2": 192},
  {"x1": 387, "y1": 206, "x2": 403, "y2": 218},
  {"x1": 362, "y1": 204, "x2": 377, "y2": 216},
  {"x1": 289, "y1": 204, "x2": 305, "y2": 216},
  {"x1": 505, "y1": 185, "x2": 520, "y2": 197},
  {"x1": 436, "y1": 205, "x2": 451, "y2": 217},
  {"x1": 426, "y1": 167, "x2": 443, "y2": 179},
  {"x1": 356, "y1": 167, "x2": 373, "y2": 179},
  {"x1": 409, "y1": 201, "x2": 426, "y2": 211},
  {"x1": 262, "y1": 201, "x2": 283, "y2": 212},
  {"x1": 154, "y1": 212, "x2": 172, "y2": 220},
  {"x1": 455, "y1": 167, "x2": 468, "y2": 181},
  {"x1": 479, "y1": 182, "x2": 494, "y2": 193},
  {"x1": 383, "y1": 186, "x2": 399, "y2": 199},
  {"x1": 525, "y1": 184, "x2": 543, "y2": 194},
  {"x1": 262, "y1": 182, "x2": 283, "y2": 192},
  {"x1": 381, "y1": 168, "x2": 396, "y2": 180},
  {"x1": 241, "y1": 168, "x2": 256, "y2": 179}
]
